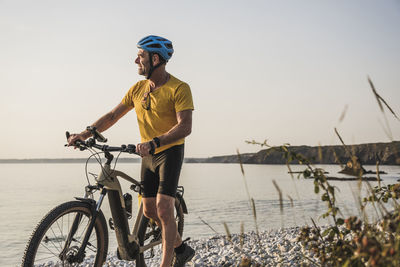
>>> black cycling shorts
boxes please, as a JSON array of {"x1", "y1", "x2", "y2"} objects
[{"x1": 140, "y1": 144, "x2": 184, "y2": 198}]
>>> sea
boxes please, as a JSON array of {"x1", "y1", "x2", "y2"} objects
[{"x1": 1, "y1": 162, "x2": 399, "y2": 267}]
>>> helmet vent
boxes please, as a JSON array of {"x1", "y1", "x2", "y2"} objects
[
  {"x1": 140, "y1": 39, "x2": 152, "y2": 45},
  {"x1": 148, "y1": 43, "x2": 162, "y2": 48}
]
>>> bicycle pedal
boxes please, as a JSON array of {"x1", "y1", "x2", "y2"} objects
[
  {"x1": 150, "y1": 228, "x2": 162, "y2": 242},
  {"x1": 145, "y1": 248, "x2": 155, "y2": 260},
  {"x1": 108, "y1": 218, "x2": 115, "y2": 230},
  {"x1": 150, "y1": 247, "x2": 155, "y2": 258}
]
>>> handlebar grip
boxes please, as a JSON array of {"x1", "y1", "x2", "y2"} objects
[{"x1": 126, "y1": 144, "x2": 136, "y2": 154}]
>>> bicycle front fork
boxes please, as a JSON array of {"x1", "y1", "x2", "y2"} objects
[{"x1": 59, "y1": 187, "x2": 107, "y2": 263}]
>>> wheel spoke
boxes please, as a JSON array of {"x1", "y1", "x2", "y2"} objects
[
  {"x1": 22, "y1": 202, "x2": 106, "y2": 267},
  {"x1": 61, "y1": 214, "x2": 64, "y2": 242},
  {"x1": 34, "y1": 253, "x2": 62, "y2": 263},
  {"x1": 38, "y1": 241, "x2": 60, "y2": 259},
  {"x1": 71, "y1": 236, "x2": 97, "y2": 253},
  {"x1": 54, "y1": 219, "x2": 66, "y2": 251},
  {"x1": 43, "y1": 227, "x2": 62, "y2": 253},
  {"x1": 77, "y1": 215, "x2": 90, "y2": 242}
]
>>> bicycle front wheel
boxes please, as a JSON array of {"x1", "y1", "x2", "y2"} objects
[{"x1": 22, "y1": 201, "x2": 108, "y2": 267}]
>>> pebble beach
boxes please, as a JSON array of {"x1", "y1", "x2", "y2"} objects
[{"x1": 97, "y1": 227, "x2": 319, "y2": 267}]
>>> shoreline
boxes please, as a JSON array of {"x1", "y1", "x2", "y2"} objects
[
  {"x1": 1, "y1": 158, "x2": 399, "y2": 166},
  {"x1": 41, "y1": 227, "x2": 319, "y2": 267},
  {"x1": 2, "y1": 140, "x2": 399, "y2": 166}
]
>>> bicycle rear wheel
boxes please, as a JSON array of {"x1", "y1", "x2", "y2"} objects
[
  {"x1": 136, "y1": 198, "x2": 184, "y2": 266},
  {"x1": 22, "y1": 201, "x2": 108, "y2": 267}
]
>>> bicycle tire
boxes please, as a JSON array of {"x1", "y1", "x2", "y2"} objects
[
  {"x1": 22, "y1": 201, "x2": 108, "y2": 267},
  {"x1": 135, "y1": 197, "x2": 184, "y2": 266}
]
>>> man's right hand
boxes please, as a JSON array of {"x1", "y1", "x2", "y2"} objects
[{"x1": 67, "y1": 133, "x2": 87, "y2": 148}]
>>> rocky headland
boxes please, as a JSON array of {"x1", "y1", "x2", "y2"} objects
[{"x1": 186, "y1": 141, "x2": 400, "y2": 165}]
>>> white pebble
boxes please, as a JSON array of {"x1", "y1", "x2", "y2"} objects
[{"x1": 35, "y1": 227, "x2": 322, "y2": 267}]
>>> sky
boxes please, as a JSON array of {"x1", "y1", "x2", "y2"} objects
[{"x1": 0, "y1": 0, "x2": 399, "y2": 159}]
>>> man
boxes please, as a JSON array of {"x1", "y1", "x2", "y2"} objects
[{"x1": 68, "y1": 35, "x2": 195, "y2": 267}]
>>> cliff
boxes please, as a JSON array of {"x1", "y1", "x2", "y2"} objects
[{"x1": 191, "y1": 141, "x2": 400, "y2": 165}]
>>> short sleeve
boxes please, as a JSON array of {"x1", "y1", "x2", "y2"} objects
[
  {"x1": 122, "y1": 83, "x2": 140, "y2": 107},
  {"x1": 174, "y1": 83, "x2": 194, "y2": 112}
]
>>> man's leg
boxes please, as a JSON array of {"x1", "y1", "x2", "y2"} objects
[
  {"x1": 150, "y1": 144, "x2": 192, "y2": 266},
  {"x1": 142, "y1": 197, "x2": 160, "y2": 224},
  {"x1": 142, "y1": 196, "x2": 182, "y2": 243},
  {"x1": 157, "y1": 193, "x2": 180, "y2": 267}
]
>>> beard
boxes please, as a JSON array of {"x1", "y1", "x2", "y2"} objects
[{"x1": 137, "y1": 65, "x2": 149, "y2": 77}]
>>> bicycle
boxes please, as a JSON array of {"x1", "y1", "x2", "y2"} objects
[{"x1": 22, "y1": 127, "x2": 188, "y2": 267}]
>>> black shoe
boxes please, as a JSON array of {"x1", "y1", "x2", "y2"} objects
[{"x1": 173, "y1": 243, "x2": 195, "y2": 267}]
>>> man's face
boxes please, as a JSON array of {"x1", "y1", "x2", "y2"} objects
[{"x1": 135, "y1": 49, "x2": 150, "y2": 76}]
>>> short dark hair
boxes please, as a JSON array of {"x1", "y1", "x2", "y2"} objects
[{"x1": 154, "y1": 52, "x2": 167, "y2": 64}]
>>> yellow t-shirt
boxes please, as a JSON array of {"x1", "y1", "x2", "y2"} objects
[{"x1": 122, "y1": 74, "x2": 194, "y2": 153}]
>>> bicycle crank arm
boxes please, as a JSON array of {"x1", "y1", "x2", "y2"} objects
[{"x1": 139, "y1": 239, "x2": 162, "y2": 253}]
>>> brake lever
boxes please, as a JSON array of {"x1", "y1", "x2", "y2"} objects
[{"x1": 64, "y1": 131, "x2": 71, "y2": 147}]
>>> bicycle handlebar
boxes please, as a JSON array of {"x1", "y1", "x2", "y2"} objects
[
  {"x1": 66, "y1": 130, "x2": 137, "y2": 155},
  {"x1": 91, "y1": 143, "x2": 137, "y2": 154}
]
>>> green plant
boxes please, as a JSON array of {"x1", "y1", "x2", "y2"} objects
[{"x1": 247, "y1": 139, "x2": 400, "y2": 266}]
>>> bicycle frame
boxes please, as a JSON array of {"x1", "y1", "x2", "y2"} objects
[
  {"x1": 87, "y1": 163, "x2": 163, "y2": 260},
  {"x1": 60, "y1": 129, "x2": 187, "y2": 264}
]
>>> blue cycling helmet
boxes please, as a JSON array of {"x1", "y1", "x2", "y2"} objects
[{"x1": 137, "y1": 35, "x2": 174, "y2": 62}]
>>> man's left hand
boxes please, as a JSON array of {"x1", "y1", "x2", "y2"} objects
[{"x1": 136, "y1": 141, "x2": 155, "y2": 157}]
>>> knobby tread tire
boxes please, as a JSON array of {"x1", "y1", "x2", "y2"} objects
[{"x1": 22, "y1": 201, "x2": 108, "y2": 267}]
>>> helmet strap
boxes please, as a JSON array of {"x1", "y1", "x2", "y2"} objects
[{"x1": 146, "y1": 52, "x2": 165, "y2": 79}]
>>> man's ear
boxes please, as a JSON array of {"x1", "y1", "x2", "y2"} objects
[{"x1": 152, "y1": 53, "x2": 160, "y2": 65}]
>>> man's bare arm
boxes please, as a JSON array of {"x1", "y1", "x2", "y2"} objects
[
  {"x1": 136, "y1": 109, "x2": 192, "y2": 156},
  {"x1": 158, "y1": 109, "x2": 192, "y2": 146},
  {"x1": 68, "y1": 102, "x2": 132, "y2": 145}
]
